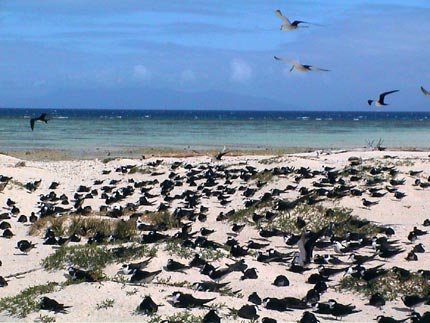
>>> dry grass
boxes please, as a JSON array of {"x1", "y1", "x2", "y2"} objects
[{"x1": 30, "y1": 215, "x2": 136, "y2": 240}]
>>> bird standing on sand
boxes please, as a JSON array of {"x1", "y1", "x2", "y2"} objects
[
  {"x1": 420, "y1": 86, "x2": 430, "y2": 96},
  {"x1": 368, "y1": 90, "x2": 399, "y2": 107},
  {"x1": 274, "y1": 10, "x2": 309, "y2": 31},
  {"x1": 30, "y1": 113, "x2": 49, "y2": 131},
  {"x1": 274, "y1": 56, "x2": 330, "y2": 72}
]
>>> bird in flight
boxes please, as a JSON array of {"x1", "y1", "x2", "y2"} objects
[
  {"x1": 274, "y1": 56, "x2": 330, "y2": 72},
  {"x1": 367, "y1": 90, "x2": 399, "y2": 107},
  {"x1": 274, "y1": 10, "x2": 309, "y2": 31},
  {"x1": 420, "y1": 86, "x2": 430, "y2": 96},
  {"x1": 30, "y1": 113, "x2": 49, "y2": 131}
]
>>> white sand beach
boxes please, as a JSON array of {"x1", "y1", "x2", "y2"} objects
[{"x1": 0, "y1": 150, "x2": 429, "y2": 323}]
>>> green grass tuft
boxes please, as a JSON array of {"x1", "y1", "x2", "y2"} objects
[
  {"x1": 339, "y1": 271, "x2": 430, "y2": 300},
  {"x1": 42, "y1": 244, "x2": 157, "y2": 271},
  {"x1": 0, "y1": 282, "x2": 59, "y2": 318},
  {"x1": 96, "y1": 298, "x2": 115, "y2": 310}
]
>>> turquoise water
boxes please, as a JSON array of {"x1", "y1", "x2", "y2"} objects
[{"x1": 1, "y1": 109, "x2": 430, "y2": 151}]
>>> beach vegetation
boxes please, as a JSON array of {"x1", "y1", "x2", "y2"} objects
[
  {"x1": 365, "y1": 138, "x2": 386, "y2": 151},
  {"x1": 274, "y1": 204, "x2": 381, "y2": 236},
  {"x1": 30, "y1": 215, "x2": 136, "y2": 241},
  {"x1": 164, "y1": 239, "x2": 226, "y2": 261},
  {"x1": 155, "y1": 276, "x2": 191, "y2": 288},
  {"x1": 146, "y1": 312, "x2": 202, "y2": 323},
  {"x1": 96, "y1": 298, "x2": 115, "y2": 310},
  {"x1": 226, "y1": 201, "x2": 273, "y2": 224},
  {"x1": 102, "y1": 157, "x2": 116, "y2": 163},
  {"x1": 251, "y1": 169, "x2": 275, "y2": 183},
  {"x1": 0, "y1": 282, "x2": 59, "y2": 318},
  {"x1": 14, "y1": 161, "x2": 26, "y2": 167},
  {"x1": 42, "y1": 244, "x2": 157, "y2": 271},
  {"x1": 125, "y1": 288, "x2": 139, "y2": 296},
  {"x1": 36, "y1": 314, "x2": 56, "y2": 323},
  {"x1": 9, "y1": 179, "x2": 26, "y2": 190},
  {"x1": 339, "y1": 270, "x2": 430, "y2": 300},
  {"x1": 141, "y1": 210, "x2": 179, "y2": 229},
  {"x1": 128, "y1": 166, "x2": 151, "y2": 174},
  {"x1": 258, "y1": 155, "x2": 283, "y2": 165}
]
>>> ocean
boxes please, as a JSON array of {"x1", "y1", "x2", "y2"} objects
[{"x1": 1, "y1": 109, "x2": 430, "y2": 152}]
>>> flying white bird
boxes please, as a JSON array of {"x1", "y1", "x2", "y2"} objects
[
  {"x1": 420, "y1": 86, "x2": 430, "y2": 96},
  {"x1": 274, "y1": 10, "x2": 309, "y2": 31},
  {"x1": 368, "y1": 90, "x2": 399, "y2": 107},
  {"x1": 274, "y1": 56, "x2": 330, "y2": 72}
]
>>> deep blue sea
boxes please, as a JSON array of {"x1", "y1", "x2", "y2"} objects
[{"x1": 1, "y1": 108, "x2": 430, "y2": 152}]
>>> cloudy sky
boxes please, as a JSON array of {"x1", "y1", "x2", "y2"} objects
[{"x1": 1, "y1": 1, "x2": 430, "y2": 110}]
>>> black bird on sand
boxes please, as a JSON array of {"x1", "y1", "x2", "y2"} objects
[
  {"x1": 362, "y1": 198, "x2": 379, "y2": 207},
  {"x1": 167, "y1": 291, "x2": 215, "y2": 308},
  {"x1": 202, "y1": 309, "x2": 221, "y2": 323},
  {"x1": 236, "y1": 304, "x2": 259, "y2": 320},
  {"x1": 39, "y1": 296, "x2": 71, "y2": 313},
  {"x1": 299, "y1": 311, "x2": 320, "y2": 323},
  {"x1": 366, "y1": 293, "x2": 386, "y2": 309},
  {"x1": 16, "y1": 240, "x2": 36, "y2": 254},
  {"x1": 248, "y1": 291, "x2": 262, "y2": 305},
  {"x1": 136, "y1": 295, "x2": 159, "y2": 315},
  {"x1": 402, "y1": 294, "x2": 429, "y2": 310},
  {"x1": 30, "y1": 113, "x2": 49, "y2": 131},
  {"x1": 375, "y1": 316, "x2": 408, "y2": 323},
  {"x1": 67, "y1": 267, "x2": 98, "y2": 282},
  {"x1": 130, "y1": 269, "x2": 161, "y2": 284},
  {"x1": 327, "y1": 299, "x2": 360, "y2": 319}
]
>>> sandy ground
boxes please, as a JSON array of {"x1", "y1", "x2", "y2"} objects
[{"x1": 0, "y1": 150, "x2": 429, "y2": 322}]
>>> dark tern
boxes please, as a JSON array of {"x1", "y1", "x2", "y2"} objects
[
  {"x1": 368, "y1": 90, "x2": 399, "y2": 107},
  {"x1": 30, "y1": 113, "x2": 49, "y2": 131}
]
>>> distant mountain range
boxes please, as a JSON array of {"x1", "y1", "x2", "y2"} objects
[{"x1": 8, "y1": 86, "x2": 292, "y2": 110}]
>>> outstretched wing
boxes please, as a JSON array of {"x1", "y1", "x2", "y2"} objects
[
  {"x1": 309, "y1": 65, "x2": 331, "y2": 72},
  {"x1": 274, "y1": 10, "x2": 291, "y2": 24},
  {"x1": 379, "y1": 90, "x2": 399, "y2": 101},
  {"x1": 39, "y1": 113, "x2": 49, "y2": 123},
  {"x1": 420, "y1": 86, "x2": 430, "y2": 96},
  {"x1": 291, "y1": 20, "x2": 309, "y2": 27},
  {"x1": 273, "y1": 56, "x2": 295, "y2": 64}
]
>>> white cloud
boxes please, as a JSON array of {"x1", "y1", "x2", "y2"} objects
[
  {"x1": 133, "y1": 64, "x2": 152, "y2": 81},
  {"x1": 230, "y1": 59, "x2": 252, "y2": 82}
]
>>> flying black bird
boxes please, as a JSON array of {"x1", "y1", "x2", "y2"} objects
[
  {"x1": 30, "y1": 113, "x2": 49, "y2": 131},
  {"x1": 368, "y1": 90, "x2": 399, "y2": 107}
]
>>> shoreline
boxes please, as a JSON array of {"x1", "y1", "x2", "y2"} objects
[{"x1": 1, "y1": 146, "x2": 429, "y2": 162}]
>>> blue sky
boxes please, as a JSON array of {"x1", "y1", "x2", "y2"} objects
[{"x1": 1, "y1": 1, "x2": 430, "y2": 110}]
